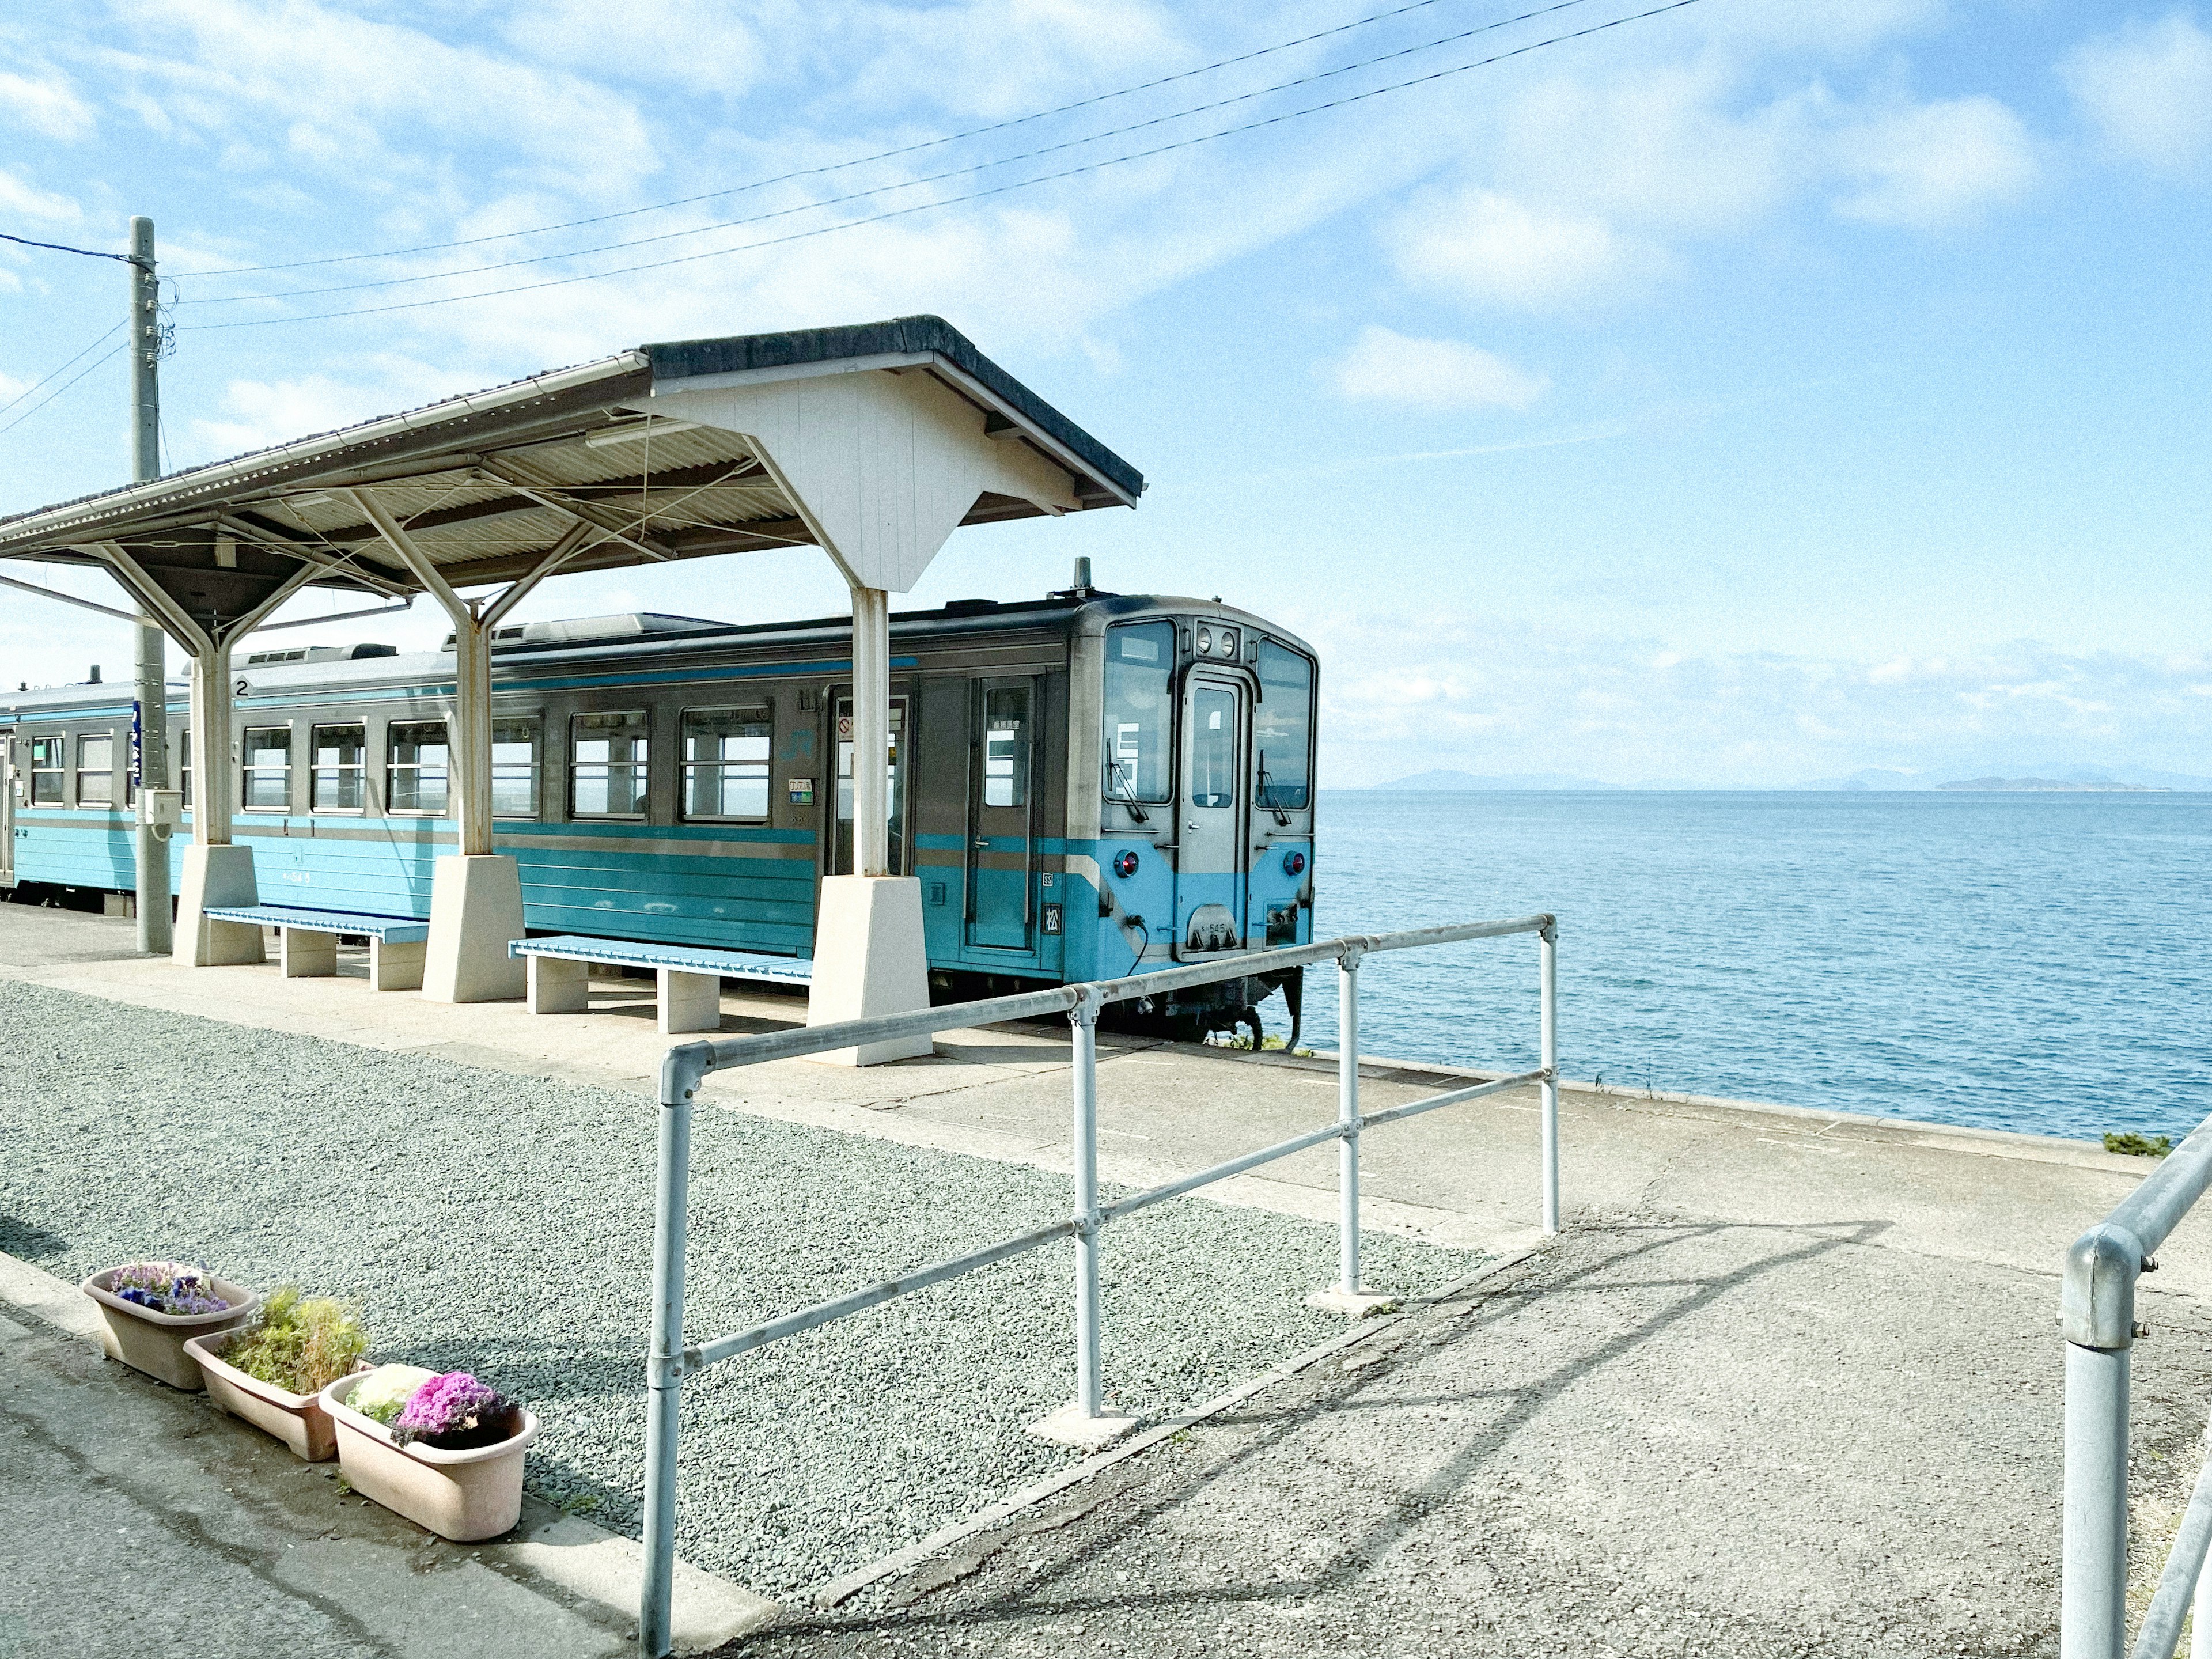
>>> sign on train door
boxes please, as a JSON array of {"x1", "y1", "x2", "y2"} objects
[
  {"x1": 965, "y1": 677, "x2": 1037, "y2": 951},
  {"x1": 1175, "y1": 672, "x2": 1247, "y2": 955}
]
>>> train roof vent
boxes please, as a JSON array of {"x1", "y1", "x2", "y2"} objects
[
  {"x1": 243, "y1": 642, "x2": 400, "y2": 666},
  {"x1": 519, "y1": 613, "x2": 725, "y2": 646},
  {"x1": 941, "y1": 598, "x2": 1000, "y2": 615}
]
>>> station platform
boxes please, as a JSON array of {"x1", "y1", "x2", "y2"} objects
[{"x1": 2, "y1": 899, "x2": 2207, "y2": 1657}]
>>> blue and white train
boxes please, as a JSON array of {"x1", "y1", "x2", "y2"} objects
[{"x1": 1, "y1": 574, "x2": 1319, "y2": 1039}]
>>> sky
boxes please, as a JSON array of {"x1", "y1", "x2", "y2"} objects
[{"x1": 1, "y1": 0, "x2": 2208, "y2": 787}]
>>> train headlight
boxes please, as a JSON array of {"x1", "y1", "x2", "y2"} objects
[
  {"x1": 1195, "y1": 625, "x2": 1213, "y2": 656},
  {"x1": 1283, "y1": 850, "x2": 1305, "y2": 875},
  {"x1": 1218, "y1": 628, "x2": 1238, "y2": 658},
  {"x1": 1113, "y1": 850, "x2": 1139, "y2": 878}
]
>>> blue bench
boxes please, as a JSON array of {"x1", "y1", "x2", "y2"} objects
[
  {"x1": 204, "y1": 904, "x2": 431, "y2": 991},
  {"x1": 509, "y1": 935, "x2": 814, "y2": 1033}
]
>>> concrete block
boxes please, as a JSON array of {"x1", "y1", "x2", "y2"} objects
[
  {"x1": 1024, "y1": 1400, "x2": 1138, "y2": 1452},
  {"x1": 805, "y1": 875, "x2": 933, "y2": 1065},
  {"x1": 422, "y1": 854, "x2": 525, "y2": 1003},
  {"x1": 1305, "y1": 1286, "x2": 1403, "y2": 1319},
  {"x1": 370, "y1": 937, "x2": 426, "y2": 993},
  {"x1": 280, "y1": 927, "x2": 338, "y2": 978},
  {"x1": 527, "y1": 954, "x2": 590, "y2": 1015},
  {"x1": 172, "y1": 843, "x2": 264, "y2": 967},
  {"x1": 658, "y1": 968, "x2": 723, "y2": 1035}
]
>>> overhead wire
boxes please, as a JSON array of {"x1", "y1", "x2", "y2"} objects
[
  {"x1": 187, "y1": 0, "x2": 1468, "y2": 278},
  {"x1": 0, "y1": 230, "x2": 146, "y2": 268},
  {"x1": 183, "y1": 0, "x2": 1707, "y2": 334},
  {"x1": 181, "y1": 0, "x2": 1600, "y2": 309},
  {"x1": 0, "y1": 338, "x2": 128, "y2": 440},
  {"x1": 0, "y1": 322, "x2": 124, "y2": 421}
]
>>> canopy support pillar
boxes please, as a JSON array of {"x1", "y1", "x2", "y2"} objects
[
  {"x1": 93, "y1": 542, "x2": 319, "y2": 966},
  {"x1": 349, "y1": 493, "x2": 596, "y2": 1002}
]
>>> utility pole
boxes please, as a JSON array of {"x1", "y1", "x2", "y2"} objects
[{"x1": 128, "y1": 214, "x2": 172, "y2": 953}]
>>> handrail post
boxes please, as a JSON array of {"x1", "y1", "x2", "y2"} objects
[
  {"x1": 2062, "y1": 1339, "x2": 2131, "y2": 1659},
  {"x1": 1071, "y1": 991, "x2": 1104, "y2": 1418},
  {"x1": 639, "y1": 1046, "x2": 706, "y2": 1659},
  {"x1": 1540, "y1": 920, "x2": 1558, "y2": 1236},
  {"x1": 1338, "y1": 949, "x2": 1362, "y2": 1296}
]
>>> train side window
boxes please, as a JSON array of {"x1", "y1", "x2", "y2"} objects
[
  {"x1": 77, "y1": 734, "x2": 115, "y2": 806},
  {"x1": 179, "y1": 728, "x2": 190, "y2": 807},
  {"x1": 312, "y1": 723, "x2": 366, "y2": 812},
  {"x1": 681, "y1": 706, "x2": 771, "y2": 821},
  {"x1": 1255, "y1": 641, "x2": 1315, "y2": 811},
  {"x1": 1102, "y1": 620, "x2": 1174, "y2": 804},
  {"x1": 387, "y1": 721, "x2": 449, "y2": 816},
  {"x1": 493, "y1": 719, "x2": 541, "y2": 819},
  {"x1": 1190, "y1": 687, "x2": 1237, "y2": 808},
  {"x1": 572, "y1": 710, "x2": 648, "y2": 817},
  {"x1": 983, "y1": 687, "x2": 1029, "y2": 808},
  {"x1": 29, "y1": 735, "x2": 64, "y2": 804},
  {"x1": 243, "y1": 728, "x2": 291, "y2": 810}
]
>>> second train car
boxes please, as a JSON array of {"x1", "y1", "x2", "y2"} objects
[{"x1": 0, "y1": 570, "x2": 1319, "y2": 1040}]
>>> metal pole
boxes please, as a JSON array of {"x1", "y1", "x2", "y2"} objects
[
  {"x1": 1540, "y1": 923, "x2": 1558, "y2": 1235},
  {"x1": 2062, "y1": 1339, "x2": 2131, "y2": 1659},
  {"x1": 850, "y1": 584, "x2": 891, "y2": 876},
  {"x1": 2193, "y1": 1420, "x2": 2212, "y2": 1659},
  {"x1": 1071, "y1": 994, "x2": 1103, "y2": 1418},
  {"x1": 128, "y1": 215, "x2": 171, "y2": 954},
  {"x1": 638, "y1": 1067, "x2": 696, "y2": 1659},
  {"x1": 1338, "y1": 952, "x2": 1362, "y2": 1296}
]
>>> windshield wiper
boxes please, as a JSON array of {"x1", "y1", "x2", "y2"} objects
[
  {"x1": 1107, "y1": 755, "x2": 1150, "y2": 824},
  {"x1": 1257, "y1": 752, "x2": 1290, "y2": 827}
]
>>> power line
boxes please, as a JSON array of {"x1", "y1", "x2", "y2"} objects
[
  {"x1": 189, "y1": 0, "x2": 1465, "y2": 279},
  {"x1": 0, "y1": 230, "x2": 149, "y2": 270},
  {"x1": 0, "y1": 339, "x2": 127, "y2": 440},
  {"x1": 0, "y1": 323, "x2": 125, "y2": 421},
  {"x1": 182, "y1": 0, "x2": 1597, "y2": 310},
  {"x1": 184, "y1": 0, "x2": 1706, "y2": 335}
]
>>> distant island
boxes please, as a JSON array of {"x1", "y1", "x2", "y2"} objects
[
  {"x1": 1374, "y1": 769, "x2": 1619, "y2": 791},
  {"x1": 1934, "y1": 777, "x2": 2165, "y2": 793}
]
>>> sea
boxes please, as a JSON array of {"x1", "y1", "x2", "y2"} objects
[{"x1": 1299, "y1": 791, "x2": 2212, "y2": 1144}]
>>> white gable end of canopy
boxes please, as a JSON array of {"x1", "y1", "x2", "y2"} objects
[{"x1": 648, "y1": 359, "x2": 1082, "y2": 594}]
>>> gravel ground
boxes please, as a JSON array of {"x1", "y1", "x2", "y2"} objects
[{"x1": 0, "y1": 978, "x2": 1476, "y2": 1597}]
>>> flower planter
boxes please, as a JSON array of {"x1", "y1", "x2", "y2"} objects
[
  {"x1": 80, "y1": 1268, "x2": 259, "y2": 1391},
  {"x1": 321, "y1": 1372, "x2": 540, "y2": 1541},
  {"x1": 184, "y1": 1331, "x2": 362, "y2": 1461}
]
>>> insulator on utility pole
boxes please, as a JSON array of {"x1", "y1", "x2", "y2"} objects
[{"x1": 130, "y1": 214, "x2": 173, "y2": 954}]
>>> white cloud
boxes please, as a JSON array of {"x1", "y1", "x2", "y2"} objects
[
  {"x1": 500, "y1": 0, "x2": 777, "y2": 99},
  {"x1": 184, "y1": 358, "x2": 463, "y2": 460},
  {"x1": 2063, "y1": 12, "x2": 2212, "y2": 173},
  {"x1": 1385, "y1": 189, "x2": 1669, "y2": 311},
  {"x1": 1329, "y1": 326, "x2": 1548, "y2": 412},
  {"x1": 0, "y1": 66, "x2": 93, "y2": 141},
  {"x1": 846, "y1": 0, "x2": 1187, "y2": 121},
  {"x1": 0, "y1": 165, "x2": 79, "y2": 224},
  {"x1": 1831, "y1": 96, "x2": 2039, "y2": 227}
]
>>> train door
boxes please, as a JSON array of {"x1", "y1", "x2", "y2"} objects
[
  {"x1": 1, "y1": 733, "x2": 14, "y2": 887},
  {"x1": 1175, "y1": 671, "x2": 1247, "y2": 955},
  {"x1": 965, "y1": 677, "x2": 1037, "y2": 951},
  {"x1": 832, "y1": 693, "x2": 910, "y2": 875}
]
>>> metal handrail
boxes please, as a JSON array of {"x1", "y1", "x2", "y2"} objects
[
  {"x1": 2062, "y1": 1110, "x2": 2212, "y2": 1658},
  {"x1": 635, "y1": 914, "x2": 1559, "y2": 1656}
]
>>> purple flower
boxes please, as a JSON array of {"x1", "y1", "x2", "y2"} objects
[
  {"x1": 391, "y1": 1372, "x2": 514, "y2": 1448},
  {"x1": 109, "y1": 1262, "x2": 230, "y2": 1316}
]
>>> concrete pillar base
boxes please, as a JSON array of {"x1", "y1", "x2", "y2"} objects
[
  {"x1": 422, "y1": 854, "x2": 526, "y2": 1003},
  {"x1": 805, "y1": 876, "x2": 933, "y2": 1065},
  {"x1": 1024, "y1": 1401, "x2": 1138, "y2": 1452},
  {"x1": 280, "y1": 929, "x2": 337, "y2": 978},
  {"x1": 1304, "y1": 1287, "x2": 1403, "y2": 1319},
  {"x1": 172, "y1": 844, "x2": 264, "y2": 967}
]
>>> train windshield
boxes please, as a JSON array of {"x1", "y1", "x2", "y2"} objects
[
  {"x1": 1255, "y1": 640, "x2": 1313, "y2": 810},
  {"x1": 1102, "y1": 621, "x2": 1174, "y2": 804}
]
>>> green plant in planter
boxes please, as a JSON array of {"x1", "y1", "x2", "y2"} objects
[
  {"x1": 351, "y1": 1363, "x2": 438, "y2": 1426},
  {"x1": 225, "y1": 1287, "x2": 370, "y2": 1396}
]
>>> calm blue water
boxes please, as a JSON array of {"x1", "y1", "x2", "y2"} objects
[{"x1": 1297, "y1": 791, "x2": 2212, "y2": 1142}]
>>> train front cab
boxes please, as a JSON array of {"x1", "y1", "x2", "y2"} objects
[{"x1": 1073, "y1": 601, "x2": 1317, "y2": 1045}]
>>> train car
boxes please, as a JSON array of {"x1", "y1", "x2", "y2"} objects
[{"x1": 1, "y1": 571, "x2": 1317, "y2": 1040}]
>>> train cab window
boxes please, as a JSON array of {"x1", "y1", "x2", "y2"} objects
[
  {"x1": 29, "y1": 736, "x2": 63, "y2": 804},
  {"x1": 1254, "y1": 641, "x2": 1315, "y2": 811},
  {"x1": 1190, "y1": 687, "x2": 1237, "y2": 808},
  {"x1": 571, "y1": 711, "x2": 649, "y2": 817},
  {"x1": 681, "y1": 706, "x2": 771, "y2": 821},
  {"x1": 312, "y1": 724, "x2": 366, "y2": 812},
  {"x1": 77, "y1": 735, "x2": 115, "y2": 806},
  {"x1": 492, "y1": 719, "x2": 541, "y2": 819},
  {"x1": 1102, "y1": 620, "x2": 1174, "y2": 804},
  {"x1": 243, "y1": 728, "x2": 291, "y2": 810},
  {"x1": 983, "y1": 687, "x2": 1029, "y2": 808},
  {"x1": 387, "y1": 721, "x2": 449, "y2": 816}
]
